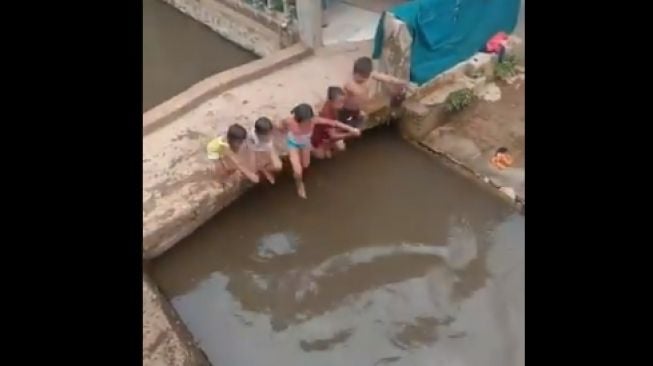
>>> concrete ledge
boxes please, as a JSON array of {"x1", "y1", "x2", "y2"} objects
[
  {"x1": 405, "y1": 67, "x2": 524, "y2": 208},
  {"x1": 143, "y1": 274, "x2": 210, "y2": 366},
  {"x1": 427, "y1": 140, "x2": 523, "y2": 212},
  {"x1": 143, "y1": 44, "x2": 312, "y2": 136},
  {"x1": 416, "y1": 139, "x2": 524, "y2": 212},
  {"x1": 162, "y1": 0, "x2": 283, "y2": 56},
  {"x1": 394, "y1": 46, "x2": 524, "y2": 210},
  {"x1": 143, "y1": 102, "x2": 394, "y2": 260},
  {"x1": 143, "y1": 42, "x2": 372, "y2": 259},
  {"x1": 144, "y1": 177, "x2": 248, "y2": 259},
  {"x1": 142, "y1": 41, "x2": 525, "y2": 259},
  {"x1": 219, "y1": 0, "x2": 289, "y2": 30}
]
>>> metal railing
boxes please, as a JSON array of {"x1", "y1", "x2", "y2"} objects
[{"x1": 241, "y1": 0, "x2": 297, "y2": 19}]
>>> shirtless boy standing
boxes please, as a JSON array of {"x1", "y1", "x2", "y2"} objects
[{"x1": 341, "y1": 56, "x2": 411, "y2": 128}]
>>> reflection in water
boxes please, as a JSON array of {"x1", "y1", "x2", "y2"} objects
[
  {"x1": 152, "y1": 130, "x2": 524, "y2": 366},
  {"x1": 256, "y1": 232, "x2": 300, "y2": 260}
]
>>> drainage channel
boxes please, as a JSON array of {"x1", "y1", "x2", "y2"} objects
[
  {"x1": 149, "y1": 127, "x2": 525, "y2": 366},
  {"x1": 142, "y1": 0, "x2": 258, "y2": 112}
]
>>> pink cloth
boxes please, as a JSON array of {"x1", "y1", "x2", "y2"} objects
[{"x1": 486, "y1": 32, "x2": 508, "y2": 53}]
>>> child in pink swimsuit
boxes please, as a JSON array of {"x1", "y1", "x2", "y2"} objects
[{"x1": 279, "y1": 103, "x2": 360, "y2": 199}]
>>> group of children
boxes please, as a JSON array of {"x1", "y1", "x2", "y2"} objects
[{"x1": 206, "y1": 56, "x2": 409, "y2": 199}]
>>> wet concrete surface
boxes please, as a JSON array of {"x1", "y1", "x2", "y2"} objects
[
  {"x1": 151, "y1": 128, "x2": 524, "y2": 366},
  {"x1": 143, "y1": 0, "x2": 257, "y2": 112}
]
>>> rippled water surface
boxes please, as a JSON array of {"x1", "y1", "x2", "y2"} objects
[{"x1": 152, "y1": 129, "x2": 525, "y2": 366}]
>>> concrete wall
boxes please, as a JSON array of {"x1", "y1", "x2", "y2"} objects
[
  {"x1": 220, "y1": 0, "x2": 293, "y2": 31},
  {"x1": 515, "y1": 0, "x2": 525, "y2": 38},
  {"x1": 143, "y1": 44, "x2": 311, "y2": 135},
  {"x1": 143, "y1": 274, "x2": 210, "y2": 366},
  {"x1": 162, "y1": 0, "x2": 286, "y2": 56},
  {"x1": 296, "y1": 0, "x2": 323, "y2": 48},
  {"x1": 514, "y1": 0, "x2": 525, "y2": 61}
]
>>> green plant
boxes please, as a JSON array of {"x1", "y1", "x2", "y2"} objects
[
  {"x1": 445, "y1": 88, "x2": 475, "y2": 113},
  {"x1": 494, "y1": 55, "x2": 518, "y2": 80}
]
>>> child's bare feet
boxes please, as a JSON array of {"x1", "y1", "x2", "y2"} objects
[{"x1": 262, "y1": 169, "x2": 275, "y2": 184}]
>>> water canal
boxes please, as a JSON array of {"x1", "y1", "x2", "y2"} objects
[
  {"x1": 151, "y1": 128, "x2": 525, "y2": 366},
  {"x1": 142, "y1": 0, "x2": 257, "y2": 112}
]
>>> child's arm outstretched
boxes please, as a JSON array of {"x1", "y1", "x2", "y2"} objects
[
  {"x1": 225, "y1": 154, "x2": 259, "y2": 183},
  {"x1": 275, "y1": 117, "x2": 291, "y2": 132},
  {"x1": 371, "y1": 71, "x2": 409, "y2": 86},
  {"x1": 314, "y1": 117, "x2": 361, "y2": 136}
]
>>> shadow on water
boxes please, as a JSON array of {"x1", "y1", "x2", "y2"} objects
[
  {"x1": 142, "y1": 0, "x2": 257, "y2": 112},
  {"x1": 151, "y1": 128, "x2": 525, "y2": 366}
]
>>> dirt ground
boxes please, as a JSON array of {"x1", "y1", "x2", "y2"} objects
[
  {"x1": 421, "y1": 80, "x2": 525, "y2": 200},
  {"x1": 446, "y1": 81, "x2": 525, "y2": 167}
]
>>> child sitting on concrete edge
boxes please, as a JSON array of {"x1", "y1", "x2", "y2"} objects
[
  {"x1": 341, "y1": 56, "x2": 412, "y2": 128},
  {"x1": 249, "y1": 117, "x2": 283, "y2": 184},
  {"x1": 280, "y1": 103, "x2": 360, "y2": 199},
  {"x1": 312, "y1": 86, "x2": 360, "y2": 159},
  {"x1": 207, "y1": 123, "x2": 259, "y2": 184}
]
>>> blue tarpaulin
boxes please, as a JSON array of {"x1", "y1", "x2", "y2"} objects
[{"x1": 373, "y1": 0, "x2": 520, "y2": 85}]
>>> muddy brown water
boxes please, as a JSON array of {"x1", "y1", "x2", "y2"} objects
[
  {"x1": 142, "y1": 0, "x2": 257, "y2": 112},
  {"x1": 151, "y1": 129, "x2": 524, "y2": 366}
]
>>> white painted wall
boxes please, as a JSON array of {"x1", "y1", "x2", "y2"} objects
[
  {"x1": 296, "y1": 0, "x2": 323, "y2": 48},
  {"x1": 515, "y1": 0, "x2": 524, "y2": 38}
]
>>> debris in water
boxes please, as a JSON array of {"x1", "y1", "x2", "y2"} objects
[
  {"x1": 256, "y1": 232, "x2": 299, "y2": 259},
  {"x1": 499, "y1": 186, "x2": 517, "y2": 200}
]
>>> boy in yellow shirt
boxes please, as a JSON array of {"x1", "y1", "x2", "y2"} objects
[{"x1": 207, "y1": 124, "x2": 259, "y2": 183}]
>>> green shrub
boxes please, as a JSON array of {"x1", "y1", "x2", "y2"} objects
[
  {"x1": 445, "y1": 88, "x2": 475, "y2": 113},
  {"x1": 494, "y1": 55, "x2": 518, "y2": 80}
]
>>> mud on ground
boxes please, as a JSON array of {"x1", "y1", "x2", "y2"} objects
[
  {"x1": 445, "y1": 81, "x2": 523, "y2": 164},
  {"x1": 421, "y1": 80, "x2": 525, "y2": 201}
]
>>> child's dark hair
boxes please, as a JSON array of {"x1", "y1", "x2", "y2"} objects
[
  {"x1": 327, "y1": 86, "x2": 344, "y2": 101},
  {"x1": 496, "y1": 147, "x2": 509, "y2": 155},
  {"x1": 254, "y1": 117, "x2": 273, "y2": 135},
  {"x1": 226, "y1": 123, "x2": 247, "y2": 146},
  {"x1": 291, "y1": 103, "x2": 315, "y2": 123},
  {"x1": 353, "y1": 57, "x2": 373, "y2": 78}
]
